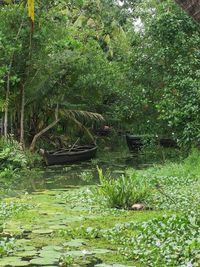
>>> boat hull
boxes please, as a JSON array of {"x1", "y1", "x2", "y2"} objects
[
  {"x1": 42, "y1": 145, "x2": 97, "y2": 166},
  {"x1": 159, "y1": 138, "x2": 178, "y2": 148},
  {"x1": 126, "y1": 134, "x2": 178, "y2": 151}
]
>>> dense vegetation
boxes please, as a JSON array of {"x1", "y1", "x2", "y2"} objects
[
  {"x1": 0, "y1": 1, "x2": 200, "y2": 267},
  {"x1": 0, "y1": 150, "x2": 199, "y2": 266},
  {"x1": 0, "y1": 0, "x2": 200, "y2": 149}
]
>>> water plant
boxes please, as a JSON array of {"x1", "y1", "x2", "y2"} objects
[
  {"x1": 79, "y1": 171, "x2": 94, "y2": 182},
  {"x1": 102, "y1": 212, "x2": 200, "y2": 267},
  {"x1": 94, "y1": 167, "x2": 152, "y2": 209},
  {"x1": 0, "y1": 237, "x2": 15, "y2": 257},
  {"x1": 0, "y1": 198, "x2": 34, "y2": 221}
]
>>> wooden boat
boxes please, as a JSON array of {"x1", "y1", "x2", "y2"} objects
[
  {"x1": 40, "y1": 145, "x2": 97, "y2": 166},
  {"x1": 159, "y1": 138, "x2": 178, "y2": 148},
  {"x1": 126, "y1": 134, "x2": 178, "y2": 151}
]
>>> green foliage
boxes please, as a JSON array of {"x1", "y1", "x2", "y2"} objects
[
  {"x1": 0, "y1": 0, "x2": 200, "y2": 148},
  {"x1": 60, "y1": 255, "x2": 74, "y2": 266},
  {"x1": 133, "y1": 149, "x2": 200, "y2": 212},
  {"x1": 104, "y1": 212, "x2": 200, "y2": 267},
  {"x1": 0, "y1": 137, "x2": 27, "y2": 171},
  {"x1": 140, "y1": 0, "x2": 200, "y2": 144},
  {"x1": 95, "y1": 167, "x2": 151, "y2": 209},
  {"x1": 0, "y1": 0, "x2": 129, "y2": 147},
  {"x1": 0, "y1": 199, "x2": 33, "y2": 221},
  {"x1": 0, "y1": 168, "x2": 18, "y2": 180},
  {"x1": 79, "y1": 171, "x2": 93, "y2": 182},
  {"x1": 0, "y1": 237, "x2": 15, "y2": 258}
]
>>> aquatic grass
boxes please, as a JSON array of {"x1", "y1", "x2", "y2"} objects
[
  {"x1": 94, "y1": 167, "x2": 152, "y2": 209},
  {"x1": 140, "y1": 148, "x2": 200, "y2": 185},
  {"x1": 79, "y1": 171, "x2": 94, "y2": 182},
  {"x1": 0, "y1": 150, "x2": 200, "y2": 266}
]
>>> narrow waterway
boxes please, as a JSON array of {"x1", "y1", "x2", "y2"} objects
[
  {"x1": 0, "y1": 137, "x2": 182, "y2": 267},
  {"x1": 16, "y1": 136, "x2": 181, "y2": 192}
]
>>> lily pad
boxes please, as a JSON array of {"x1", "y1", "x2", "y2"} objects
[
  {"x1": 49, "y1": 225, "x2": 66, "y2": 230},
  {"x1": 15, "y1": 250, "x2": 38, "y2": 257},
  {"x1": 0, "y1": 257, "x2": 30, "y2": 267},
  {"x1": 41, "y1": 245, "x2": 62, "y2": 251},
  {"x1": 64, "y1": 239, "x2": 85, "y2": 247},
  {"x1": 30, "y1": 257, "x2": 58, "y2": 265},
  {"x1": 14, "y1": 239, "x2": 31, "y2": 246},
  {"x1": 20, "y1": 245, "x2": 36, "y2": 251},
  {"x1": 39, "y1": 250, "x2": 61, "y2": 259},
  {"x1": 95, "y1": 264, "x2": 136, "y2": 267},
  {"x1": 32, "y1": 229, "x2": 53, "y2": 235},
  {"x1": 65, "y1": 250, "x2": 94, "y2": 257},
  {"x1": 62, "y1": 216, "x2": 84, "y2": 223},
  {"x1": 91, "y1": 249, "x2": 111, "y2": 254}
]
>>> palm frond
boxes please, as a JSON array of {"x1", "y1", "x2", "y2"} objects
[{"x1": 60, "y1": 109, "x2": 104, "y2": 122}]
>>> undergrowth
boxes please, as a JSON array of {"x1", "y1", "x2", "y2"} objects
[{"x1": 0, "y1": 137, "x2": 41, "y2": 180}]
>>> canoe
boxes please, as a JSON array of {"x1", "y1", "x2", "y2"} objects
[
  {"x1": 126, "y1": 134, "x2": 178, "y2": 151},
  {"x1": 159, "y1": 138, "x2": 178, "y2": 148},
  {"x1": 40, "y1": 145, "x2": 97, "y2": 166}
]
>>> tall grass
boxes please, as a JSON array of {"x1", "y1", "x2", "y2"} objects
[{"x1": 95, "y1": 167, "x2": 152, "y2": 209}]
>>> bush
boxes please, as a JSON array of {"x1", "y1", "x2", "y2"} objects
[
  {"x1": 0, "y1": 137, "x2": 27, "y2": 170},
  {"x1": 95, "y1": 167, "x2": 152, "y2": 209}
]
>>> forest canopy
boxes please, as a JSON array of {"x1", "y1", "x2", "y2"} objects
[{"x1": 0, "y1": 0, "x2": 200, "y2": 149}]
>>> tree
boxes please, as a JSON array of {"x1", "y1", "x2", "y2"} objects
[{"x1": 175, "y1": 0, "x2": 200, "y2": 24}]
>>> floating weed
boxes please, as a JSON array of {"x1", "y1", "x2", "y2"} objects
[
  {"x1": 79, "y1": 171, "x2": 94, "y2": 182},
  {"x1": 0, "y1": 237, "x2": 15, "y2": 257},
  {"x1": 56, "y1": 187, "x2": 94, "y2": 206},
  {"x1": 0, "y1": 197, "x2": 35, "y2": 221},
  {"x1": 101, "y1": 212, "x2": 200, "y2": 267},
  {"x1": 152, "y1": 180, "x2": 200, "y2": 212}
]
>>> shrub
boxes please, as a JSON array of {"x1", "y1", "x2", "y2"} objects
[
  {"x1": 0, "y1": 137, "x2": 27, "y2": 170},
  {"x1": 95, "y1": 167, "x2": 152, "y2": 209}
]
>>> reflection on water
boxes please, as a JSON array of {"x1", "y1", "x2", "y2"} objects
[{"x1": 11, "y1": 136, "x2": 181, "y2": 192}]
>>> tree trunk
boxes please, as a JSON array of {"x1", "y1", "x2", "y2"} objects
[
  {"x1": 4, "y1": 73, "x2": 10, "y2": 137},
  {"x1": 175, "y1": 0, "x2": 200, "y2": 24},
  {"x1": 20, "y1": 83, "x2": 25, "y2": 146},
  {"x1": 29, "y1": 118, "x2": 60, "y2": 152}
]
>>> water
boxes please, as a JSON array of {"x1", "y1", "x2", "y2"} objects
[
  {"x1": 0, "y1": 136, "x2": 182, "y2": 267},
  {"x1": 4, "y1": 136, "x2": 181, "y2": 193}
]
